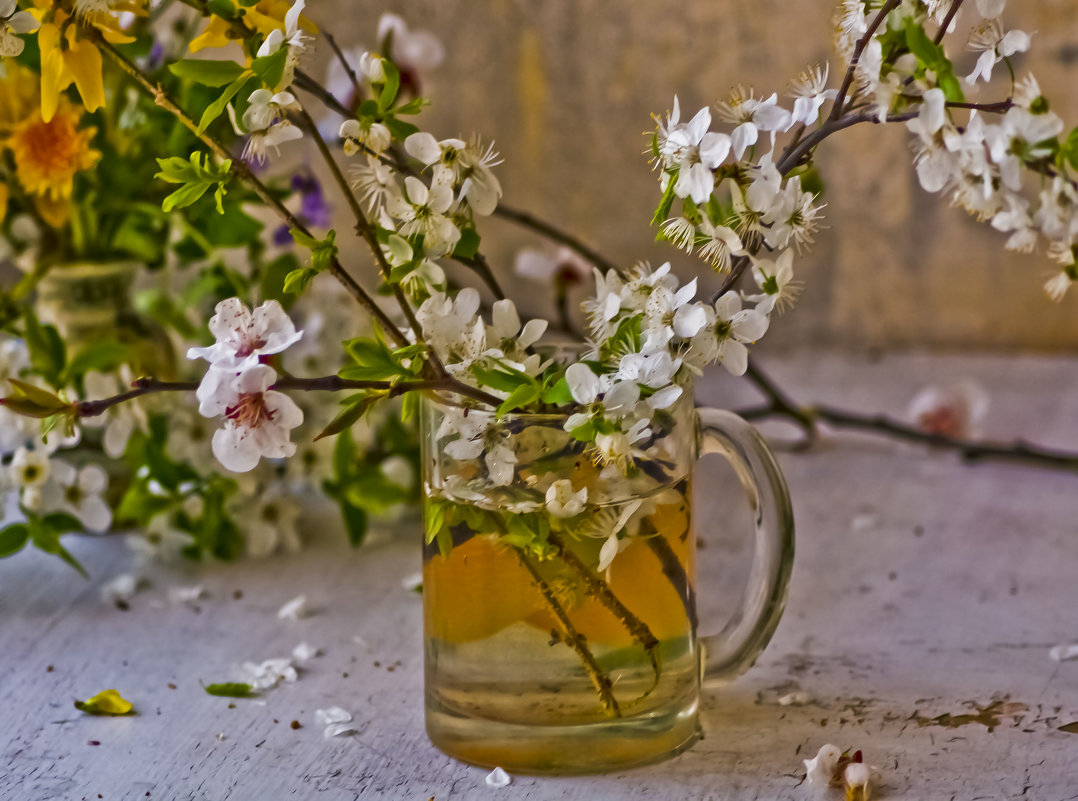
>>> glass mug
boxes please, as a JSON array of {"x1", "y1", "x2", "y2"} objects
[{"x1": 419, "y1": 385, "x2": 794, "y2": 774}]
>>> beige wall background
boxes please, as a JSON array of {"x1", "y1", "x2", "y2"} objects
[{"x1": 311, "y1": 0, "x2": 1078, "y2": 351}]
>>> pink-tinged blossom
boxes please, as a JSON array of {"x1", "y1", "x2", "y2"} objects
[
  {"x1": 196, "y1": 365, "x2": 304, "y2": 473},
  {"x1": 187, "y1": 298, "x2": 303, "y2": 373}
]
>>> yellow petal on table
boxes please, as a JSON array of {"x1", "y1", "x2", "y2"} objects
[{"x1": 74, "y1": 689, "x2": 135, "y2": 716}]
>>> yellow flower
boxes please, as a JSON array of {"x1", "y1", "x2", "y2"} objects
[
  {"x1": 0, "y1": 60, "x2": 39, "y2": 130},
  {"x1": 33, "y1": 2, "x2": 145, "y2": 121},
  {"x1": 189, "y1": 0, "x2": 316, "y2": 53},
  {"x1": 6, "y1": 99, "x2": 101, "y2": 202}
]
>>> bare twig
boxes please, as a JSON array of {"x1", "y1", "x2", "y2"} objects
[
  {"x1": 828, "y1": 0, "x2": 903, "y2": 122},
  {"x1": 71, "y1": 375, "x2": 454, "y2": 418},
  {"x1": 513, "y1": 546, "x2": 622, "y2": 717},
  {"x1": 934, "y1": 0, "x2": 966, "y2": 46},
  {"x1": 737, "y1": 362, "x2": 1078, "y2": 471},
  {"x1": 493, "y1": 203, "x2": 625, "y2": 278},
  {"x1": 546, "y1": 531, "x2": 662, "y2": 692}
]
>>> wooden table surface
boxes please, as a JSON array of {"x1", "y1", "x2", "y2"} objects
[{"x1": 2, "y1": 351, "x2": 1077, "y2": 801}]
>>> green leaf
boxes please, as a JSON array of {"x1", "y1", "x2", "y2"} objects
[
  {"x1": 156, "y1": 153, "x2": 234, "y2": 214},
  {"x1": 169, "y1": 59, "x2": 246, "y2": 87},
  {"x1": 340, "y1": 337, "x2": 408, "y2": 381},
  {"x1": 75, "y1": 689, "x2": 135, "y2": 716},
  {"x1": 314, "y1": 393, "x2": 382, "y2": 441},
  {"x1": 905, "y1": 21, "x2": 964, "y2": 103},
  {"x1": 471, "y1": 364, "x2": 531, "y2": 394},
  {"x1": 379, "y1": 60, "x2": 401, "y2": 110},
  {"x1": 252, "y1": 47, "x2": 289, "y2": 90},
  {"x1": 30, "y1": 517, "x2": 87, "y2": 578},
  {"x1": 651, "y1": 175, "x2": 678, "y2": 228},
  {"x1": 23, "y1": 310, "x2": 65, "y2": 387},
  {"x1": 1062, "y1": 127, "x2": 1078, "y2": 171},
  {"x1": 282, "y1": 267, "x2": 318, "y2": 296},
  {"x1": 0, "y1": 524, "x2": 30, "y2": 558},
  {"x1": 203, "y1": 682, "x2": 254, "y2": 697},
  {"x1": 541, "y1": 376, "x2": 574, "y2": 406},
  {"x1": 206, "y1": 0, "x2": 237, "y2": 18},
  {"x1": 339, "y1": 500, "x2": 368, "y2": 547},
  {"x1": 497, "y1": 381, "x2": 540, "y2": 417},
  {"x1": 383, "y1": 116, "x2": 419, "y2": 141},
  {"x1": 289, "y1": 228, "x2": 337, "y2": 272},
  {"x1": 64, "y1": 340, "x2": 129, "y2": 383},
  {"x1": 424, "y1": 499, "x2": 446, "y2": 546},
  {"x1": 197, "y1": 72, "x2": 253, "y2": 134},
  {"x1": 3, "y1": 378, "x2": 69, "y2": 418},
  {"x1": 451, "y1": 227, "x2": 481, "y2": 260}
]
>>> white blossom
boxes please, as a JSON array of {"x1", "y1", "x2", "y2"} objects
[
  {"x1": 966, "y1": 19, "x2": 1030, "y2": 85},
  {"x1": 196, "y1": 365, "x2": 304, "y2": 473},
  {"x1": 52, "y1": 461, "x2": 111, "y2": 532},
  {"x1": 377, "y1": 13, "x2": 445, "y2": 75},
  {"x1": 907, "y1": 381, "x2": 989, "y2": 439},
  {"x1": 745, "y1": 250, "x2": 802, "y2": 314},
  {"x1": 386, "y1": 175, "x2": 461, "y2": 256},
  {"x1": 844, "y1": 761, "x2": 880, "y2": 801},
  {"x1": 803, "y1": 743, "x2": 842, "y2": 787},
  {"x1": 975, "y1": 0, "x2": 1007, "y2": 19},
  {"x1": 256, "y1": 0, "x2": 306, "y2": 60},
  {"x1": 485, "y1": 767, "x2": 511, "y2": 789},
  {"x1": 0, "y1": 0, "x2": 38, "y2": 57},
  {"x1": 514, "y1": 246, "x2": 591, "y2": 286},
  {"x1": 659, "y1": 101, "x2": 731, "y2": 203},
  {"x1": 715, "y1": 89, "x2": 792, "y2": 160},
  {"x1": 188, "y1": 298, "x2": 303, "y2": 373},
  {"x1": 239, "y1": 658, "x2": 297, "y2": 689},
  {"x1": 339, "y1": 118, "x2": 391, "y2": 156},
  {"x1": 788, "y1": 64, "x2": 837, "y2": 127},
  {"x1": 545, "y1": 480, "x2": 587, "y2": 518},
  {"x1": 277, "y1": 594, "x2": 310, "y2": 620},
  {"x1": 690, "y1": 292, "x2": 770, "y2": 376}
]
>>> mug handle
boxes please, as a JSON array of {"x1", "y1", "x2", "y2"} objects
[{"x1": 695, "y1": 407, "x2": 795, "y2": 683}]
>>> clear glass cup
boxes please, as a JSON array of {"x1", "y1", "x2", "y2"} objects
[{"x1": 419, "y1": 384, "x2": 794, "y2": 775}]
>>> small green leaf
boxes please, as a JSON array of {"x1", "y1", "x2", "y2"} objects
[
  {"x1": 198, "y1": 72, "x2": 253, "y2": 135},
  {"x1": 283, "y1": 267, "x2": 318, "y2": 296},
  {"x1": 378, "y1": 60, "x2": 401, "y2": 111},
  {"x1": 651, "y1": 177, "x2": 678, "y2": 228},
  {"x1": 75, "y1": 689, "x2": 134, "y2": 715},
  {"x1": 169, "y1": 59, "x2": 246, "y2": 87},
  {"x1": 497, "y1": 382, "x2": 540, "y2": 417},
  {"x1": 339, "y1": 500, "x2": 368, "y2": 547},
  {"x1": 23, "y1": 311, "x2": 65, "y2": 387},
  {"x1": 0, "y1": 524, "x2": 30, "y2": 558},
  {"x1": 252, "y1": 47, "x2": 289, "y2": 90},
  {"x1": 203, "y1": 682, "x2": 254, "y2": 698},
  {"x1": 451, "y1": 228, "x2": 481, "y2": 260},
  {"x1": 64, "y1": 340, "x2": 129, "y2": 383},
  {"x1": 289, "y1": 228, "x2": 337, "y2": 272},
  {"x1": 541, "y1": 376, "x2": 574, "y2": 406},
  {"x1": 314, "y1": 394, "x2": 382, "y2": 441}
]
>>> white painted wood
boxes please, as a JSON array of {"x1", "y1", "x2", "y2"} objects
[{"x1": 2, "y1": 351, "x2": 1077, "y2": 800}]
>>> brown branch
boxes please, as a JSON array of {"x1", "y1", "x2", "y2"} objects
[
  {"x1": 91, "y1": 34, "x2": 408, "y2": 348},
  {"x1": 322, "y1": 32, "x2": 363, "y2": 107},
  {"x1": 737, "y1": 363, "x2": 1078, "y2": 471},
  {"x1": 546, "y1": 531, "x2": 662, "y2": 691},
  {"x1": 493, "y1": 203, "x2": 625, "y2": 278},
  {"x1": 934, "y1": 0, "x2": 966, "y2": 45},
  {"x1": 512, "y1": 546, "x2": 622, "y2": 718},
  {"x1": 71, "y1": 374, "x2": 481, "y2": 419},
  {"x1": 828, "y1": 0, "x2": 903, "y2": 122}
]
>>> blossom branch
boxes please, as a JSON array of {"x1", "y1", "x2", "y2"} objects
[
  {"x1": 89, "y1": 33, "x2": 409, "y2": 349},
  {"x1": 737, "y1": 362, "x2": 1078, "y2": 471},
  {"x1": 322, "y1": 31, "x2": 363, "y2": 104},
  {"x1": 933, "y1": 0, "x2": 966, "y2": 46},
  {"x1": 72, "y1": 374, "x2": 499, "y2": 419},
  {"x1": 493, "y1": 202, "x2": 624, "y2": 277},
  {"x1": 828, "y1": 0, "x2": 903, "y2": 122}
]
